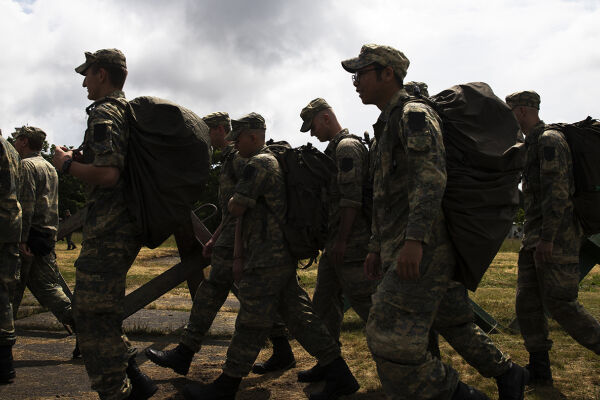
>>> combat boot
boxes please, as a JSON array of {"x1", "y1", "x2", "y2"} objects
[
  {"x1": 308, "y1": 357, "x2": 359, "y2": 400},
  {"x1": 495, "y1": 361, "x2": 529, "y2": 400},
  {"x1": 0, "y1": 345, "x2": 15, "y2": 384},
  {"x1": 252, "y1": 336, "x2": 296, "y2": 374},
  {"x1": 298, "y1": 362, "x2": 326, "y2": 382},
  {"x1": 451, "y1": 381, "x2": 490, "y2": 400},
  {"x1": 183, "y1": 372, "x2": 241, "y2": 400},
  {"x1": 145, "y1": 343, "x2": 194, "y2": 375},
  {"x1": 126, "y1": 356, "x2": 158, "y2": 399},
  {"x1": 525, "y1": 351, "x2": 553, "y2": 386}
]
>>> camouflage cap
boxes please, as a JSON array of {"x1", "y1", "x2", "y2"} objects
[
  {"x1": 505, "y1": 90, "x2": 540, "y2": 110},
  {"x1": 203, "y1": 112, "x2": 231, "y2": 129},
  {"x1": 404, "y1": 81, "x2": 429, "y2": 97},
  {"x1": 300, "y1": 98, "x2": 331, "y2": 132},
  {"x1": 75, "y1": 48, "x2": 127, "y2": 75},
  {"x1": 226, "y1": 112, "x2": 266, "y2": 141},
  {"x1": 341, "y1": 44, "x2": 410, "y2": 80},
  {"x1": 11, "y1": 126, "x2": 46, "y2": 142}
]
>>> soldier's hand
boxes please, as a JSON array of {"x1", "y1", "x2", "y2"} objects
[
  {"x1": 535, "y1": 239, "x2": 554, "y2": 263},
  {"x1": 202, "y1": 239, "x2": 215, "y2": 258},
  {"x1": 52, "y1": 146, "x2": 73, "y2": 170},
  {"x1": 331, "y1": 240, "x2": 346, "y2": 266},
  {"x1": 364, "y1": 252, "x2": 382, "y2": 280},
  {"x1": 396, "y1": 240, "x2": 423, "y2": 280},
  {"x1": 233, "y1": 258, "x2": 244, "y2": 283},
  {"x1": 19, "y1": 242, "x2": 33, "y2": 257}
]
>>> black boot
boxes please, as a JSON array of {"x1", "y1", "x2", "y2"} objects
[
  {"x1": 526, "y1": 351, "x2": 553, "y2": 386},
  {"x1": 308, "y1": 357, "x2": 359, "y2": 400},
  {"x1": 126, "y1": 356, "x2": 158, "y2": 399},
  {"x1": 183, "y1": 372, "x2": 241, "y2": 400},
  {"x1": 298, "y1": 362, "x2": 326, "y2": 382},
  {"x1": 0, "y1": 345, "x2": 15, "y2": 384},
  {"x1": 451, "y1": 381, "x2": 490, "y2": 400},
  {"x1": 495, "y1": 361, "x2": 529, "y2": 400},
  {"x1": 252, "y1": 336, "x2": 296, "y2": 374},
  {"x1": 145, "y1": 343, "x2": 194, "y2": 375}
]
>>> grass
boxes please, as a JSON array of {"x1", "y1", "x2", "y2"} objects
[{"x1": 46, "y1": 237, "x2": 600, "y2": 399}]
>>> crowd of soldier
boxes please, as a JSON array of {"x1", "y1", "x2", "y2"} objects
[{"x1": 1, "y1": 43, "x2": 599, "y2": 400}]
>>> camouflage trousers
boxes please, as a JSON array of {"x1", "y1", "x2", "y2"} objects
[
  {"x1": 0, "y1": 243, "x2": 19, "y2": 346},
  {"x1": 73, "y1": 233, "x2": 141, "y2": 400},
  {"x1": 516, "y1": 248, "x2": 600, "y2": 354},
  {"x1": 181, "y1": 246, "x2": 288, "y2": 353},
  {"x1": 223, "y1": 263, "x2": 340, "y2": 377},
  {"x1": 12, "y1": 250, "x2": 73, "y2": 327},
  {"x1": 366, "y1": 240, "x2": 510, "y2": 400},
  {"x1": 312, "y1": 251, "x2": 379, "y2": 342}
]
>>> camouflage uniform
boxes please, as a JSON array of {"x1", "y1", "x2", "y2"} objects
[
  {"x1": 221, "y1": 134, "x2": 340, "y2": 377},
  {"x1": 9, "y1": 127, "x2": 73, "y2": 327},
  {"x1": 0, "y1": 135, "x2": 21, "y2": 347},
  {"x1": 514, "y1": 113, "x2": 600, "y2": 354},
  {"x1": 72, "y1": 87, "x2": 141, "y2": 400}
]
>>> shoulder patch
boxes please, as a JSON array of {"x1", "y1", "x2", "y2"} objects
[
  {"x1": 242, "y1": 164, "x2": 257, "y2": 180},
  {"x1": 340, "y1": 157, "x2": 354, "y2": 172},
  {"x1": 543, "y1": 146, "x2": 555, "y2": 161},
  {"x1": 408, "y1": 111, "x2": 426, "y2": 131},
  {"x1": 93, "y1": 123, "x2": 109, "y2": 142}
]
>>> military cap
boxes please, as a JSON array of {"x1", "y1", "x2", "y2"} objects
[
  {"x1": 75, "y1": 48, "x2": 127, "y2": 75},
  {"x1": 342, "y1": 44, "x2": 410, "y2": 80},
  {"x1": 404, "y1": 81, "x2": 429, "y2": 97},
  {"x1": 300, "y1": 98, "x2": 331, "y2": 132},
  {"x1": 12, "y1": 126, "x2": 46, "y2": 142},
  {"x1": 203, "y1": 112, "x2": 231, "y2": 129},
  {"x1": 505, "y1": 90, "x2": 540, "y2": 110},
  {"x1": 226, "y1": 112, "x2": 266, "y2": 141}
]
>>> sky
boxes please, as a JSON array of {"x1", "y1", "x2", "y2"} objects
[{"x1": 1, "y1": 0, "x2": 599, "y2": 150}]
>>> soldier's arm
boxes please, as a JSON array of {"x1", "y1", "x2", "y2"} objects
[
  {"x1": 538, "y1": 131, "x2": 571, "y2": 243},
  {"x1": 18, "y1": 162, "x2": 36, "y2": 242},
  {"x1": 53, "y1": 146, "x2": 120, "y2": 187},
  {"x1": 229, "y1": 156, "x2": 269, "y2": 216}
]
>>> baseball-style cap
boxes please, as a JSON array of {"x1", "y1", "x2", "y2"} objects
[
  {"x1": 12, "y1": 126, "x2": 46, "y2": 142},
  {"x1": 505, "y1": 91, "x2": 540, "y2": 110},
  {"x1": 341, "y1": 44, "x2": 410, "y2": 80},
  {"x1": 75, "y1": 48, "x2": 127, "y2": 75},
  {"x1": 300, "y1": 98, "x2": 331, "y2": 132},
  {"x1": 226, "y1": 113, "x2": 266, "y2": 141},
  {"x1": 203, "y1": 112, "x2": 231, "y2": 129}
]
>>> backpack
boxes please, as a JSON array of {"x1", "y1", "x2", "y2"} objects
[
  {"x1": 401, "y1": 82, "x2": 526, "y2": 291},
  {"x1": 265, "y1": 140, "x2": 337, "y2": 265},
  {"x1": 105, "y1": 96, "x2": 212, "y2": 248},
  {"x1": 546, "y1": 117, "x2": 600, "y2": 235}
]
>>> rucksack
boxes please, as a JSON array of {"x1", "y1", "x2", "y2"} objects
[
  {"x1": 546, "y1": 117, "x2": 600, "y2": 235},
  {"x1": 265, "y1": 140, "x2": 337, "y2": 265},
  {"x1": 105, "y1": 96, "x2": 212, "y2": 248},
  {"x1": 399, "y1": 82, "x2": 526, "y2": 291}
]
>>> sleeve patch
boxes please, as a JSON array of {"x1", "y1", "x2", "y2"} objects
[
  {"x1": 543, "y1": 146, "x2": 555, "y2": 161},
  {"x1": 242, "y1": 164, "x2": 257, "y2": 180},
  {"x1": 93, "y1": 123, "x2": 109, "y2": 142},
  {"x1": 408, "y1": 111, "x2": 426, "y2": 131},
  {"x1": 340, "y1": 157, "x2": 354, "y2": 172}
]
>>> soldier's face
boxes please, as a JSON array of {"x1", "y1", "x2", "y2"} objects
[
  {"x1": 353, "y1": 66, "x2": 381, "y2": 105},
  {"x1": 310, "y1": 114, "x2": 328, "y2": 142},
  {"x1": 83, "y1": 68, "x2": 102, "y2": 100},
  {"x1": 235, "y1": 130, "x2": 254, "y2": 158}
]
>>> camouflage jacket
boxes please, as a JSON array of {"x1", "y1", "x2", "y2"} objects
[
  {"x1": 80, "y1": 90, "x2": 137, "y2": 240},
  {"x1": 19, "y1": 152, "x2": 59, "y2": 242},
  {"x1": 0, "y1": 135, "x2": 21, "y2": 243},
  {"x1": 522, "y1": 121, "x2": 582, "y2": 261},
  {"x1": 369, "y1": 89, "x2": 448, "y2": 264},
  {"x1": 323, "y1": 129, "x2": 370, "y2": 261},
  {"x1": 215, "y1": 144, "x2": 247, "y2": 249},
  {"x1": 232, "y1": 145, "x2": 292, "y2": 269}
]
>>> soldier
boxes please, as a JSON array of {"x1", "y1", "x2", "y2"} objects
[
  {"x1": 51, "y1": 49, "x2": 156, "y2": 400},
  {"x1": 182, "y1": 113, "x2": 359, "y2": 400},
  {"x1": 64, "y1": 209, "x2": 77, "y2": 250},
  {"x1": 0, "y1": 129, "x2": 21, "y2": 384},
  {"x1": 145, "y1": 112, "x2": 296, "y2": 377},
  {"x1": 506, "y1": 91, "x2": 600, "y2": 386},
  {"x1": 342, "y1": 44, "x2": 528, "y2": 400},
  {"x1": 10, "y1": 126, "x2": 74, "y2": 332},
  {"x1": 297, "y1": 98, "x2": 378, "y2": 381}
]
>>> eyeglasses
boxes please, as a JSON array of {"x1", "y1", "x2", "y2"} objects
[{"x1": 352, "y1": 67, "x2": 382, "y2": 84}]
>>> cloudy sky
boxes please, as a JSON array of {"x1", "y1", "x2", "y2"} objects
[{"x1": 1, "y1": 0, "x2": 598, "y2": 150}]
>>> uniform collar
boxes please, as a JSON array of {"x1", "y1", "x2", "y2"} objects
[
  {"x1": 325, "y1": 128, "x2": 349, "y2": 155},
  {"x1": 525, "y1": 120, "x2": 546, "y2": 144},
  {"x1": 23, "y1": 151, "x2": 41, "y2": 159}
]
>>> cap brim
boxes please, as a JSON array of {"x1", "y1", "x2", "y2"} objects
[
  {"x1": 75, "y1": 62, "x2": 90, "y2": 75},
  {"x1": 341, "y1": 57, "x2": 370, "y2": 73},
  {"x1": 225, "y1": 130, "x2": 239, "y2": 141},
  {"x1": 300, "y1": 119, "x2": 312, "y2": 133}
]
